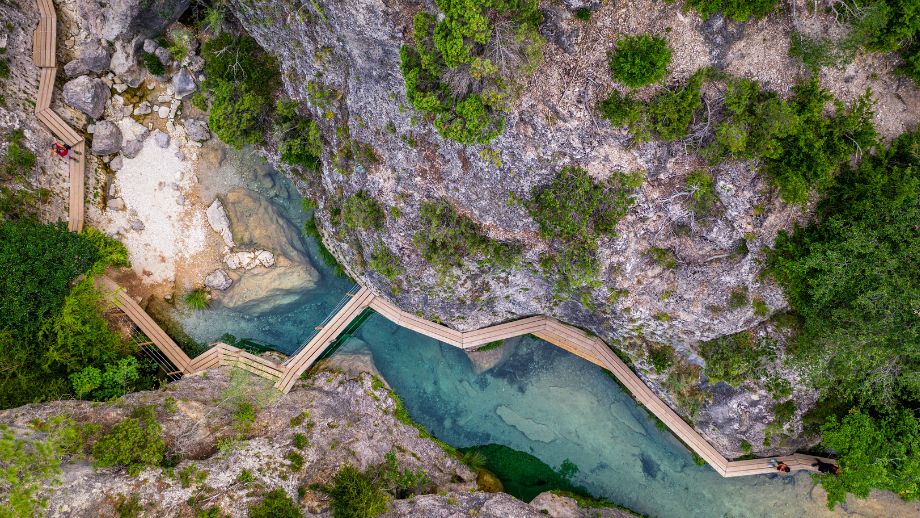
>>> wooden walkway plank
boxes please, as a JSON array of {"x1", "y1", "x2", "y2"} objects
[
  {"x1": 68, "y1": 140, "x2": 84, "y2": 232},
  {"x1": 35, "y1": 67, "x2": 55, "y2": 112},
  {"x1": 97, "y1": 277, "x2": 193, "y2": 373},
  {"x1": 461, "y1": 316, "x2": 546, "y2": 348},
  {"x1": 275, "y1": 287, "x2": 375, "y2": 391}
]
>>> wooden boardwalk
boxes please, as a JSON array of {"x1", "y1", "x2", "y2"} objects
[
  {"x1": 97, "y1": 272, "x2": 834, "y2": 478},
  {"x1": 31, "y1": 0, "x2": 85, "y2": 232},
  {"x1": 33, "y1": 0, "x2": 833, "y2": 480}
]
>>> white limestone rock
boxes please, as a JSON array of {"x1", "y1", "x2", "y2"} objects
[{"x1": 205, "y1": 199, "x2": 235, "y2": 247}]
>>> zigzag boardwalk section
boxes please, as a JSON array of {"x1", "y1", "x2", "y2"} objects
[{"x1": 31, "y1": 0, "x2": 85, "y2": 232}]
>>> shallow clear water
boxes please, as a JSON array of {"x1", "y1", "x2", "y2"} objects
[
  {"x1": 173, "y1": 147, "x2": 353, "y2": 354},
  {"x1": 173, "y1": 150, "x2": 914, "y2": 517},
  {"x1": 336, "y1": 314, "x2": 913, "y2": 518}
]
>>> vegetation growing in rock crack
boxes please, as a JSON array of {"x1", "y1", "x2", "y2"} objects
[
  {"x1": 248, "y1": 489, "x2": 301, "y2": 518},
  {"x1": 413, "y1": 199, "x2": 522, "y2": 279},
  {"x1": 342, "y1": 191, "x2": 386, "y2": 230},
  {"x1": 608, "y1": 34, "x2": 672, "y2": 88},
  {"x1": 527, "y1": 166, "x2": 643, "y2": 296},
  {"x1": 399, "y1": 0, "x2": 545, "y2": 144},
  {"x1": 275, "y1": 99, "x2": 323, "y2": 171}
]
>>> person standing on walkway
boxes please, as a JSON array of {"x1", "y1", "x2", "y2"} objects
[
  {"x1": 51, "y1": 142, "x2": 79, "y2": 160},
  {"x1": 768, "y1": 459, "x2": 791, "y2": 473}
]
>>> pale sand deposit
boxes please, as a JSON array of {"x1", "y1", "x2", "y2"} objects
[{"x1": 100, "y1": 137, "x2": 207, "y2": 284}]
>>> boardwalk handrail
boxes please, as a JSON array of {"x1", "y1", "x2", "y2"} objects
[
  {"x1": 32, "y1": 0, "x2": 833, "y2": 479},
  {"x1": 282, "y1": 283, "x2": 360, "y2": 366}
]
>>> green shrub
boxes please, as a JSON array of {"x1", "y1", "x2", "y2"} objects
[
  {"x1": 680, "y1": 0, "x2": 779, "y2": 22},
  {"x1": 185, "y1": 288, "x2": 209, "y2": 310},
  {"x1": 649, "y1": 344, "x2": 676, "y2": 373},
  {"x1": 816, "y1": 408, "x2": 919, "y2": 509},
  {"x1": 686, "y1": 170, "x2": 718, "y2": 215},
  {"x1": 600, "y1": 69, "x2": 707, "y2": 142},
  {"x1": 286, "y1": 450, "x2": 304, "y2": 471},
  {"x1": 381, "y1": 451, "x2": 430, "y2": 499},
  {"x1": 292, "y1": 433, "x2": 309, "y2": 449},
  {"x1": 527, "y1": 167, "x2": 642, "y2": 293},
  {"x1": 342, "y1": 191, "x2": 385, "y2": 230},
  {"x1": 0, "y1": 59, "x2": 9, "y2": 79},
  {"x1": 92, "y1": 406, "x2": 165, "y2": 476},
  {"x1": 768, "y1": 129, "x2": 919, "y2": 411},
  {"x1": 710, "y1": 77, "x2": 876, "y2": 204},
  {"x1": 369, "y1": 244, "x2": 403, "y2": 282},
  {"x1": 728, "y1": 286, "x2": 749, "y2": 309},
  {"x1": 275, "y1": 100, "x2": 322, "y2": 170},
  {"x1": 574, "y1": 7, "x2": 592, "y2": 20},
  {"x1": 608, "y1": 35, "x2": 672, "y2": 88},
  {"x1": 699, "y1": 331, "x2": 774, "y2": 387},
  {"x1": 237, "y1": 469, "x2": 254, "y2": 484},
  {"x1": 201, "y1": 33, "x2": 280, "y2": 148},
  {"x1": 399, "y1": 0, "x2": 544, "y2": 144},
  {"x1": 751, "y1": 298, "x2": 769, "y2": 317},
  {"x1": 597, "y1": 90, "x2": 642, "y2": 127},
  {"x1": 178, "y1": 464, "x2": 208, "y2": 488},
  {"x1": 647, "y1": 246, "x2": 677, "y2": 269},
  {"x1": 413, "y1": 200, "x2": 521, "y2": 277},
  {"x1": 328, "y1": 465, "x2": 389, "y2": 518},
  {"x1": 0, "y1": 186, "x2": 50, "y2": 221},
  {"x1": 0, "y1": 424, "x2": 62, "y2": 516},
  {"x1": 70, "y1": 357, "x2": 145, "y2": 401},
  {"x1": 789, "y1": 33, "x2": 847, "y2": 74},
  {"x1": 248, "y1": 489, "x2": 301, "y2": 518},
  {"x1": 142, "y1": 52, "x2": 166, "y2": 76},
  {"x1": 208, "y1": 81, "x2": 269, "y2": 149},
  {"x1": 115, "y1": 494, "x2": 143, "y2": 517}
]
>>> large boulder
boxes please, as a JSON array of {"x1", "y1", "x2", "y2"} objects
[
  {"x1": 91, "y1": 120, "x2": 123, "y2": 155},
  {"x1": 184, "y1": 118, "x2": 210, "y2": 141},
  {"x1": 109, "y1": 38, "x2": 140, "y2": 76},
  {"x1": 76, "y1": 40, "x2": 112, "y2": 73},
  {"x1": 171, "y1": 68, "x2": 197, "y2": 98},
  {"x1": 62, "y1": 76, "x2": 110, "y2": 119}
]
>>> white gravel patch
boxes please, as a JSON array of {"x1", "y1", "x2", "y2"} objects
[{"x1": 101, "y1": 135, "x2": 205, "y2": 284}]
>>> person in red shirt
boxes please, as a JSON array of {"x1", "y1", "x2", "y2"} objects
[{"x1": 51, "y1": 142, "x2": 77, "y2": 160}]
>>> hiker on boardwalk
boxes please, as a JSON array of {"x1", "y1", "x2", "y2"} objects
[
  {"x1": 768, "y1": 459, "x2": 791, "y2": 473},
  {"x1": 51, "y1": 142, "x2": 79, "y2": 160},
  {"x1": 812, "y1": 459, "x2": 841, "y2": 475}
]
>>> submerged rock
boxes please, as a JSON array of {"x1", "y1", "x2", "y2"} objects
[
  {"x1": 218, "y1": 187, "x2": 319, "y2": 314},
  {"x1": 224, "y1": 249, "x2": 275, "y2": 270},
  {"x1": 495, "y1": 405, "x2": 557, "y2": 443}
]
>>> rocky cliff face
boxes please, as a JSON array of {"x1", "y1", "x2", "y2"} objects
[
  {"x1": 218, "y1": 0, "x2": 920, "y2": 457},
  {"x1": 0, "y1": 367, "x2": 633, "y2": 517}
]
